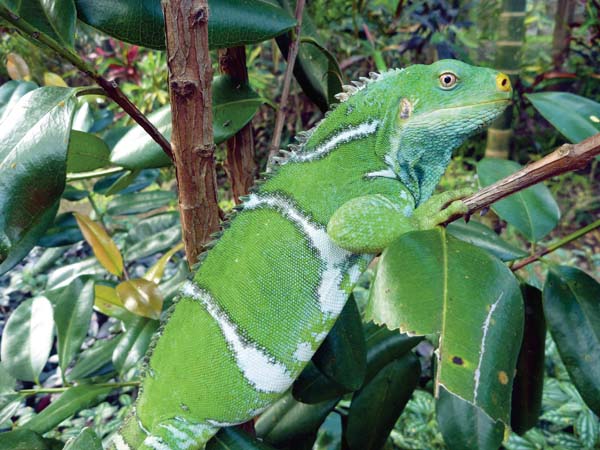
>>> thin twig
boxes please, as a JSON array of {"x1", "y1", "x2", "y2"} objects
[
  {"x1": 0, "y1": 6, "x2": 174, "y2": 161},
  {"x1": 442, "y1": 132, "x2": 600, "y2": 225},
  {"x1": 18, "y1": 381, "x2": 140, "y2": 396},
  {"x1": 268, "y1": 0, "x2": 306, "y2": 161},
  {"x1": 512, "y1": 218, "x2": 600, "y2": 271}
]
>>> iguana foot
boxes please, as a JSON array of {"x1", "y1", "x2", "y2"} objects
[{"x1": 411, "y1": 188, "x2": 473, "y2": 230}]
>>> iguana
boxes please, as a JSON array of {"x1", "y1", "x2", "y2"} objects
[{"x1": 112, "y1": 59, "x2": 512, "y2": 450}]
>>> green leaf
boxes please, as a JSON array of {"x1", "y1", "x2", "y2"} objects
[
  {"x1": 67, "y1": 336, "x2": 120, "y2": 381},
  {"x1": 22, "y1": 385, "x2": 112, "y2": 434},
  {"x1": 312, "y1": 295, "x2": 366, "y2": 391},
  {"x1": 0, "y1": 296, "x2": 54, "y2": 382},
  {"x1": 447, "y1": 220, "x2": 526, "y2": 261},
  {"x1": 477, "y1": 158, "x2": 560, "y2": 242},
  {"x1": 0, "y1": 80, "x2": 38, "y2": 122},
  {"x1": 367, "y1": 228, "x2": 524, "y2": 428},
  {"x1": 255, "y1": 393, "x2": 339, "y2": 447},
  {"x1": 526, "y1": 92, "x2": 600, "y2": 143},
  {"x1": 346, "y1": 354, "x2": 421, "y2": 450},
  {"x1": 511, "y1": 285, "x2": 545, "y2": 435},
  {"x1": 63, "y1": 428, "x2": 103, "y2": 450},
  {"x1": 126, "y1": 211, "x2": 179, "y2": 244},
  {"x1": 66, "y1": 130, "x2": 111, "y2": 173},
  {"x1": 106, "y1": 190, "x2": 175, "y2": 216},
  {"x1": 0, "y1": 363, "x2": 16, "y2": 395},
  {"x1": 74, "y1": 213, "x2": 123, "y2": 276},
  {"x1": 116, "y1": 278, "x2": 164, "y2": 320},
  {"x1": 575, "y1": 409, "x2": 599, "y2": 449},
  {"x1": 46, "y1": 257, "x2": 103, "y2": 290},
  {"x1": 38, "y1": 212, "x2": 83, "y2": 247},
  {"x1": 0, "y1": 87, "x2": 77, "y2": 275},
  {"x1": 93, "y1": 169, "x2": 160, "y2": 196},
  {"x1": 2, "y1": 0, "x2": 77, "y2": 49},
  {"x1": 543, "y1": 265, "x2": 600, "y2": 415},
  {"x1": 144, "y1": 242, "x2": 184, "y2": 284},
  {"x1": 0, "y1": 393, "x2": 25, "y2": 426},
  {"x1": 292, "y1": 361, "x2": 349, "y2": 404},
  {"x1": 0, "y1": 429, "x2": 50, "y2": 450},
  {"x1": 207, "y1": 427, "x2": 278, "y2": 450},
  {"x1": 94, "y1": 284, "x2": 133, "y2": 321},
  {"x1": 75, "y1": 0, "x2": 295, "y2": 50},
  {"x1": 46, "y1": 278, "x2": 95, "y2": 373},
  {"x1": 436, "y1": 386, "x2": 505, "y2": 450},
  {"x1": 112, "y1": 316, "x2": 159, "y2": 372},
  {"x1": 110, "y1": 75, "x2": 263, "y2": 170},
  {"x1": 125, "y1": 223, "x2": 181, "y2": 261}
]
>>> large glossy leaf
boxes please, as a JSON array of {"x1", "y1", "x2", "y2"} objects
[
  {"x1": 116, "y1": 278, "x2": 163, "y2": 320},
  {"x1": 67, "y1": 336, "x2": 120, "y2": 381},
  {"x1": 255, "y1": 393, "x2": 339, "y2": 447},
  {"x1": 367, "y1": 228, "x2": 524, "y2": 441},
  {"x1": 511, "y1": 285, "x2": 545, "y2": 435},
  {"x1": 66, "y1": 130, "x2": 110, "y2": 173},
  {"x1": 447, "y1": 220, "x2": 526, "y2": 261},
  {"x1": 292, "y1": 361, "x2": 348, "y2": 404},
  {"x1": 526, "y1": 92, "x2": 600, "y2": 143},
  {"x1": 38, "y1": 212, "x2": 83, "y2": 247},
  {"x1": 46, "y1": 257, "x2": 103, "y2": 290},
  {"x1": 312, "y1": 295, "x2": 366, "y2": 391},
  {"x1": 46, "y1": 278, "x2": 95, "y2": 372},
  {"x1": 74, "y1": 213, "x2": 123, "y2": 277},
  {"x1": 22, "y1": 385, "x2": 112, "y2": 434},
  {"x1": 477, "y1": 158, "x2": 560, "y2": 242},
  {"x1": 0, "y1": 296, "x2": 54, "y2": 383},
  {"x1": 544, "y1": 265, "x2": 600, "y2": 415},
  {"x1": 106, "y1": 190, "x2": 175, "y2": 216},
  {"x1": 207, "y1": 427, "x2": 277, "y2": 450},
  {"x1": 0, "y1": 87, "x2": 77, "y2": 275},
  {"x1": 110, "y1": 75, "x2": 263, "y2": 170},
  {"x1": 0, "y1": 80, "x2": 37, "y2": 122},
  {"x1": 63, "y1": 428, "x2": 103, "y2": 450},
  {"x1": 75, "y1": 0, "x2": 295, "y2": 50},
  {"x1": 346, "y1": 354, "x2": 420, "y2": 450},
  {"x1": 276, "y1": 0, "x2": 342, "y2": 111},
  {"x1": 2, "y1": 0, "x2": 77, "y2": 49},
  {"x1": 112, "y1": 316, "x2": 159, "y2": 372}
]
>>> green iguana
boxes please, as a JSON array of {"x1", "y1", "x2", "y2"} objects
[{"x1": 113, "y1": 59, "x2": 512, "y2": 450}]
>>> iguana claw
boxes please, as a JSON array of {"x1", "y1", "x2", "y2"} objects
[{"x1": 411, "y1": 188, "x2": 473, "y2": 230}]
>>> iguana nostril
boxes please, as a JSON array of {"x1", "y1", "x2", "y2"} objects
[{"x1": 496, "y1": 73, "x2": 511, "y2": 92}]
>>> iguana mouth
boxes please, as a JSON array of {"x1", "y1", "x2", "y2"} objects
[{"x1": 434, "y1": 98, "x2": 511, "y2": 114}]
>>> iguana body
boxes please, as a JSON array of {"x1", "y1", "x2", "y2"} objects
[{"x1": 114, "y1": 60, "x2": 512, "y2": 449}]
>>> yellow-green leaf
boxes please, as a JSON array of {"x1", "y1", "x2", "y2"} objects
[
  {"x1": 116, "y1": 279, "x2": 163, "y2": 320},
  {"x1": 144, "y1": 242, "x2": 184, "y2": 284},
  {"x1": 6, "y1": 53, "x2": 30, "y2": 81},
  {"x1": 94, "y1": 284, "x2": 131, "y2": 320},
  {"x1": 74, "y1": 213, "x2": 123, "y2": 277},
  {"x1": 43, "y1": 72, "x2": 68, "y2": 87}
]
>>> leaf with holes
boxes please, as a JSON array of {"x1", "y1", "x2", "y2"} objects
[
  {"x1": 527, "y1": 92, "x2": 600, "y2": 143},
  {"x1": 75, "y1": 0, "x2": 295, "y2": 50},
  {"x1": 74, "y1": 213, "x2": 123, "y2": 277},
  {"x1": 0, "y1": 297, "x2": 54, "y2": 383},
  {"x1": 367, "y1": 228, "x2": 523, "y2": 447},
  {"x1": 110, "y1": 75, "x2": 263, "y2": 170},
  {"x1": 0, "y1": 87, "x2": 77, "y2": 275},
  {"x1": 477, "y1": 159, "x2": 560, "y2": 242},
  {"x1": 544, "y1": 266, "x2": 600, "y2": 416}
]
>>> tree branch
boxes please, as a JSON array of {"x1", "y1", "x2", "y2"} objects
[
  {"x1": 268, "y1": 0, "x2": 306, "y2": 161},
  {"x1": 0, "y1": 6, "x2": 174, "y2": 161},
  {"x1": 162, "y1": 0, "x2": 220, "y2": 266},
  {"x1": 442, "y1": 132, "x2": 600, "y2": 225}
]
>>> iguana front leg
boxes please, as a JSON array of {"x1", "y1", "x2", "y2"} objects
[{"x1": 327, "y1": 188, "x2": 472, "y2": 254}]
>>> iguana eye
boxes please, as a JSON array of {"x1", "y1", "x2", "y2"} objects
[{"x1": 439, "y1": 72, "x2": 457, "y2": 89}]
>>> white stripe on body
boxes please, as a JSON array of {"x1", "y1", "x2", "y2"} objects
[
  {"x1": 290, "y1": 121, "x2": 379, "y2": 163},
  {"x1": 182, "y1": 282, "x2": 295, "y2": 394},
  {"x1": 112, "y1": 434, "x2": 131, "y2": 450}
]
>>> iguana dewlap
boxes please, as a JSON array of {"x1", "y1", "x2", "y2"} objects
[{"x1": 113, "y1": 59, "x2": 512, "y2": 450}]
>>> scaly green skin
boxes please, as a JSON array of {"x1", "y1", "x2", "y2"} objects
[{"x1": 112, "y1": 60, "x2": 512, "y2": 450}]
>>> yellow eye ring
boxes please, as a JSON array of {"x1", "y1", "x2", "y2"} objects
[{"x1": 439, "y1": 72, "x2": 458, "y2": 89}]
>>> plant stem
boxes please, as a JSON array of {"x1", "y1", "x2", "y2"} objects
[
  {"x1": 268, "y1": 0, "x2": 306, "y2": 161},
  {"x1": 0, "y1": 6, "x2": 173, "y2": 161},
  {"x1": 19, "y1": 381, "x2": 140, "y2": 396},
  {"x1": 512, "y1": 219, "x2": 600, "y2": 271},
  {"x1": 66, "y1": 167, "x2": 126, "y2": 182}
]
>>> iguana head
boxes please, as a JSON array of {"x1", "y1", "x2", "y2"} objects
[{"x1": 387, "y1": 59, "x2": 513, "y2": 204}]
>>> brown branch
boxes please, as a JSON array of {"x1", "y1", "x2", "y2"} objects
[
  {"x1": 268, "y1": 0, "x2": 306, "y2": 161},
  {"x1": 442, "y1": 132, "x2": 600, "y2": 226},
  {"x1": 162, "y1": 0, "x2": 220, "y2": 266},
  {"x1": 218, "y1": 47, "x2": 257, "y2": 203},
  {"x1": 0, "y1": 6, "x2": 174, "y2": 161}
]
